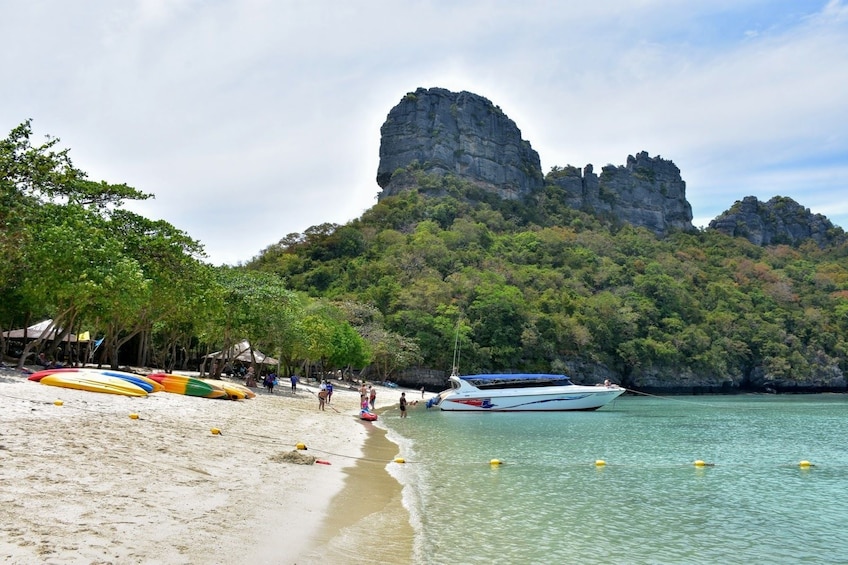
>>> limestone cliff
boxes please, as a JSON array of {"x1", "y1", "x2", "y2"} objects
[
  {"x1": 547, "y1": 151, "x2": 694, "y2": 235},
  {"x1": 376, "y1": 88, "x2": 844, "y2": 244},
  {"x1": 377, "y1": 88, "x2": 693, "y2": 235},
  {"x1": 708, "y1": 195, "x2": 845, "y2": 247},
  {"x1": 376, "y1": 87, "x2": 544, "y2": 200}
]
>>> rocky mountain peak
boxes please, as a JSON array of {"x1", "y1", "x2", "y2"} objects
[
  {"x1": 376, "y1": 87, "x2": 544, "y2": 200},
  {"x1": 708, "y1": 195, "x2": 845, "y2": 247},
  {"x1": 547, "y1": 151, "x2": 694, "y2": 235},
  {"x1": 375, "y1": 88, "x2": 840, "y2": 245}
]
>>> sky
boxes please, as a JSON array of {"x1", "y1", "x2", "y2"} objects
[{"x1": 2, "y1": 1, "x2": 847, "y2": 265}]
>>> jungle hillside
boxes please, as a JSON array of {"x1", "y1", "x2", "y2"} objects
[
  {"x1": 247, "y1": 170, "x2": 848, "y2": 393},
  {"x1": 3, "y1": 117, "x2": 848, "y2": 393}
]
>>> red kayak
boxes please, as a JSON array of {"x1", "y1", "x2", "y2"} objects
[{"x1": 28, "y1": 368, "x2": 80, "y2": 382}]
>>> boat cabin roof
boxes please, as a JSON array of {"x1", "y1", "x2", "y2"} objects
[{"x1": 458, "y1": 373, "x2": 572, "y2": 388}]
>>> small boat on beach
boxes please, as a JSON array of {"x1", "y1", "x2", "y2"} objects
[{"x1": 429, "y1": 373, "x2": 624, "y2": 412}]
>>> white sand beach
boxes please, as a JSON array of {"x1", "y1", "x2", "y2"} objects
[{"x1": 0, "y1": 367, "x2": 414, "y2": 564}]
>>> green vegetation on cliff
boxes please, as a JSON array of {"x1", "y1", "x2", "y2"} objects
[{"x1": 248, "y1": 171, "x2": 848, "y2": 391}]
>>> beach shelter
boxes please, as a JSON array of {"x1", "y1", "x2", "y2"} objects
[
  {"x1": 204, "y1": 340, "x2": 278, "y2": 365},
  {"x1": 2, "y1": 319, "x2": 88, "y2": 343},
  {"x1": 3, "y1": 319, "x2": 92, "y2": 368}
]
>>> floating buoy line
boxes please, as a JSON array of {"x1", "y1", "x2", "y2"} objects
[{"x1": 0, "y1": 391, "x2": 827, "y2": 470}]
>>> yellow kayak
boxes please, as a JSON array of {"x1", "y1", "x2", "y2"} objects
[
  {"x1": 40, "y1": 372, "x2": 148, "y2": 397},
  {"x1": 228, "y1": 382, "x2": 256, "y2": 399},
  {"x1": 201, "y1": 379, "x2": 255, "y2": 399}
]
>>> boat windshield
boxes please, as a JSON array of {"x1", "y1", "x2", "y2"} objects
[{"x1": 461, "y1": 374, "x2": 572, "y2": 389}]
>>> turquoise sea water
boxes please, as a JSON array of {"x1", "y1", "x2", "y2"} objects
[{"x1": 381, "y1": 394, "x2": 848, "y2": 564}]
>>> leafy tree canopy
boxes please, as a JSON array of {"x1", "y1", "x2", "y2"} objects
[{"x1": 246, "y1": 172, "x2": 848, "y2": 388}]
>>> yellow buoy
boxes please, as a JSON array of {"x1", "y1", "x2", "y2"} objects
[
  {"x1": 490, "y1": 459, "x2": 502, "y2": 466},
  {"x1": 799, "y1": 460, "x2": 812, "y2": 468},
  {"x1": 595, "y1": 459, "x2": 606, "y2": 467},
  {"x1": 129, "y1": 413, "x2": 139, "y2": 419},
  {"x1": 394, "y1": 457, "x2": 406, "y2": 464},
  {"x1": 53, "y1": 400, "x2": 63, "y2": 406},
  {"x1": 211, "y1": 428, "x2": 221, "y2": 435},
  {"x1": 694, "y1": 460, "x2": 706, "y2": 467},
  {"x1": 296, "y1": 442, "x2": 307, "y2": 450}
]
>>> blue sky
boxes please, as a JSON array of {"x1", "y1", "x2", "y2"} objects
[{"x1": 2, "y1": 1, "x2": 846, "y2": 264}]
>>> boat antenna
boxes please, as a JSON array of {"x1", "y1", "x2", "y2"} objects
[{"x1": 451, "y1": 320, "x2": 461, "y2": 377}]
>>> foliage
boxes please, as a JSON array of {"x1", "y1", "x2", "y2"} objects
[
  {"x1": 0, "y1": 122, "x2": 372, "y2": 376},
  {"x1": 5, "y1": 120, "x2": 848, "y2": 387},
  {"x1": 246, "y1": 172, "x2": 848, "y2": 387}
]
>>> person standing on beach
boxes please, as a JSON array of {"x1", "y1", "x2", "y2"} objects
[
  {"x1": 290, "y1": 373, "x2": 299, "y2": 393},
  {"x1": 369, "y1": 386, "x2": 377, "y2": 410},
  {"x1": 318, "y1": 388, "x2": 327, "y2": 411},
  {"x1": 245, "y1": 366, "x2": 256, "y2": 387},
  {"x1": 399, "y1": 392, "x2": 408, "y2": 418},
  {"x1": 326, "y1": 381, "x2": 334, "y2": 403},
  {"x1": 264, "y1": 373, "x2": 275, "y2": 394},
  {"x1": 421, "y1": 386, "x2": 425, "y2": 398}
]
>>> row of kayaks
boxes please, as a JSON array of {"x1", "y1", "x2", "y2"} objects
[{"x1": 28, "y1": 368, "x2": 255, "y2": 400}]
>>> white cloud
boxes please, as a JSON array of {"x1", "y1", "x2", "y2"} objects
[{"x1": 2, "y1": 0, "x2": 846, "y2": 264}]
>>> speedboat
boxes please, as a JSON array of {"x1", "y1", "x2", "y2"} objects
[{"x1": 429, "y1": 373, "x2": 624, "y2": 412}]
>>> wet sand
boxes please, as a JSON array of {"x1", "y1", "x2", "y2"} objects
[{"x1": 297, "y1": 424, "x2": 415, "y2": 564}]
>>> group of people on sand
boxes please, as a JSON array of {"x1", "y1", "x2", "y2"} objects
[
  {"x1": 360, "y1": 382, "x2": 421, "y2": 418},
  {"x1": 213, "y1": 364, "x2": 430, "y2": 419},
  {"x1": 243, "y1": 366, "x2": 301, "y2": 395},
  {"x1": 305, "y1": 379, "x2": 424, "y2": 416}
]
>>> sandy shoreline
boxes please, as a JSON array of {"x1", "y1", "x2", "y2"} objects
[
  {"x1": 297, "y1": 424, "x2": 415, "y2": 564},
  {"x1": 0, "y1": 367, "x2": 414, "y2": 564}
]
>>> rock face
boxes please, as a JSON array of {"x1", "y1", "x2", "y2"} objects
[
  {"x1": 547, "y1": 152, "x2": 694, "y2": 235},
  {"x1": 709, "y1": 195, "x2": 845, "y2": 247},
  {"x1": 376, "y1": 87, "x2": 694, "y2": 235},
  {"x1": 377, "y1": 87, "x2": 840, "y2": 244},
  {"x1": 376, "y1": 87, "x2": 544, "y2": 199}
]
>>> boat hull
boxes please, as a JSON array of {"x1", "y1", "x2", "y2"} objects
[{"x1": 437, "y1": 380, "x2": 624, "y2": 412}]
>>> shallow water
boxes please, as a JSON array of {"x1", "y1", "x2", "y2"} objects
[{"x1": 382, "y1": 394, "x2": 848, "y2": 564}]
